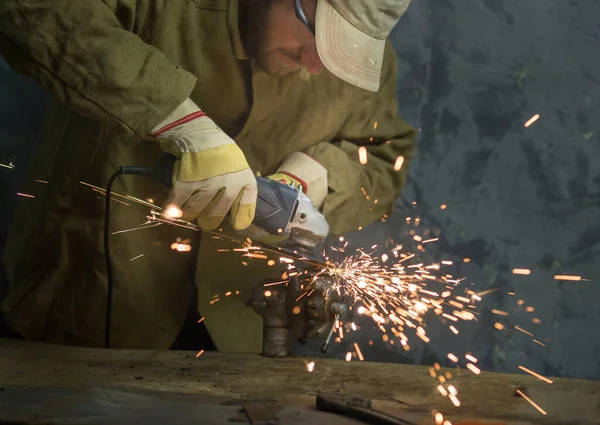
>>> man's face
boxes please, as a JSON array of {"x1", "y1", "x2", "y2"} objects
[{"x1": 243, "y1": 0, "x2": 324, "y2": 77}]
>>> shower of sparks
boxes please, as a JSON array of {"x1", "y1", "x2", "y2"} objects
[
  {"x1": 524, "y1": 114, "x2": 540, "y2": 127},
  {"x1": 518, "y1": 366, "x2": 553, "y2": 384},
  {"x1": 16, "y1": 192, "x2": 35, "y2": 198},
  {"x1": 76, "y1": 180, "x2": 559, "y2": 417},
  {"x1": 515, "y1": 389, "x2": 547, "y2": 415},
  {"x1": 358, "y1": 147, "x2": 368, "y2": 165}
]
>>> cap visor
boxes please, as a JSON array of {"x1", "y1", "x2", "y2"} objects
[{"x1": 315, "y1": 0, "x2": 386, "y2": 92}]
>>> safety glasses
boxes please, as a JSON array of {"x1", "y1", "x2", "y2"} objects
[{"x1": 294, "y1": 0, "x2": 315, "y2": 35}]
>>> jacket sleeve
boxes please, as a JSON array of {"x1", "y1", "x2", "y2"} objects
[
  {"x1": 0, "y1": 0, "x2": 197, "y2": 135},
  {"x1": 304, "y1": 42, "x2": 417, "y2": 235}
]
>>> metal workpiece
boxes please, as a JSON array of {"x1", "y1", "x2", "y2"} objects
[{"x1": 247, "y1": 273, "x2": 352, "y2": 358}]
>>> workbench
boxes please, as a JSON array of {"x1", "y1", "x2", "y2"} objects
[{"x1": 0, "y1": 339, "x2": 598, "y2": 424}]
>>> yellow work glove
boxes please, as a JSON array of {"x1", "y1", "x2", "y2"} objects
[
  {"x1": 151, "y1": 98, "x2": 257, "y2": 230},
  {"x1": 268, "y1": 152, "x2": 328, "y2": 209}
]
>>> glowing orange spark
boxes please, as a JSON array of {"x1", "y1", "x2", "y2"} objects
[
  {"x1": 466, "y1": 363, "x2": 481, "y2": 375},
  {"x1": 358, "y1": 147, "x2": 368, "y2": 164},
  {"x1": 435, "y1": 412, "x2": 444, "y2": 425},
  {"x1": 518, "y1": 366, "x2": 553, "y2": 384},
  {"x1": 465, "y1": 354, "x2": 478, "y2": 363},
  {"x1": 515, "y1": 325, "x2": 534, "y2": 337},
  {"x1": 196, "y1": 350, "x2": 205, "y2": 358},
  {"x1": 437, "y1": 385, "x2": 448, "y2": 396},
  {"x1": 554, "y1": 274, "x2": 582, "y2": 281},
  {"x1": 449, "y1": 394, "x2": 460, "y2": 407},
  {"x1": 447, "y1": 353, "x2": 459, "y2": 362},
  {"x1": 449, "y1": 326, "x2": 459, "y2": 334},
  {"x1": 394, "y1": 156, "x2": 405, "y2": 171},
  {"x1": 354, "y1": 343, "x2": 364, "y2": 361},
  {"x1": 197, "y1": 317, "x2": 205, "y2": 324},
  {"x1": 440, "y1": 204, "x2": 447, "y2": 210},
  {"x1": 524, "y1": 114, "x2": 540, "y2": 127},
  {"x1": 17, "y1": 192, "x2": 35, "y2": 198},
  {"x1": 164, "y1": 205, "x2": 183, "y2": 218},
  {"x1": 515, "y1": 389, "x2": 547, "y2": 415},
  {"x1": 494, "y1": 323, "x2": 505, "y2": 330},
  {"x1": 492, "y1": 309, "x2": 510, "y2": 316},
  {"x1": 345, "y1": 352, "x2": 352, "y2": 362},
  {"x1": 513, "y1": 268, "x2": 531, "y2": 275},
  {"x1": 448, "y1": 385, "x2": 457, "y2": 395},
  {"x1": 267, "y1": 260, "x2": 276, "y2": 266},
  {"x1": 423, "y1": 238, "x2": 439, "y2": 244},
  {"x1": 306, "y1": 362, "x2": 315, "y2": 372}
]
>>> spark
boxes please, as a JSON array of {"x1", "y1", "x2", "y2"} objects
[
  {"x1": 437, "y1": 385, "x2": 448, "y2": 396},
  {"x1": 466, "y1": 363, "x2": 481, "y2": 375},
  {"x1": 394, "y1": 156, "x2": 404, "y2": 171},
  {"x1": 447, "y1": 353, "x2": 459, "y2": 363},
  {"x1": 524, "y1": 114, "x2": 540, "y2": 127},
  {"x1": 358, "y1": 147, "x2": 368, "y2": 164},
  {"x1": 515, "y1": 325, "x2": 534, "y2": 337},
  {"x1": 16, "y1": 192, "x2": 35, "y2": 198},
  {"x1": 554, "y1": 275, "x2": 582, "y2": 282},
  {"x1": 435, "y1": 412, "x2": 444, "y2": 425},
  {"x1": 354, "y1": 343, "x2": 364, "y2": 361},
  {"x1": 513, "y1": 268, "x2": 531, "y2": 275},
  {"x1": 515, "y1": 389, "x2": 547, "y2": 415},
  {"x1": 129, "y1": 254, "x2": 146, "y2": 262},
  {"x1": 209, "y1": 298, "x2": 220, "y2": 305},
  {"x1": 518, "y1": 366, "x2": 553, "y2": 384},
  {"x1": 447, "y1": 385, "x2": 457, "y2": 395},
  {"x1": 306, "y1": 361, "x2": 315, "y2": 372},
  {"x1": 533, "y1": 339, "x2": 546, "y2": 347},
  {"x1": 197, "y1": 317, "x2": 205, "y2": 324},
  {"x1": 440, "y1": 204, "x2": 447, "y2": 210},
  {"x1": 34, "y1": 180, "x2": 48, "y2": 183},
  {"x1": 492, "y1": 309, "x2": 510, "y2": 316},
  {"x1": 449, "y1": 394, "x2": 460, "y2": 407},
  {"x1": 196, "y1": 350, "x2": 205, "y2": 358},
  {"x1": 449, "y1": 326, "x2": 459, "y2": 334},
  {"x1": 0, "y1": 162, "x2": 15, "y2": 169},
  {"x1": 164, "y1": 205, "x2": 184, "y2": 218},
  {"x1": 345, "y1": 352, "x2": 352, "y2": 362},
  {"x1": 423, "y1": 238, "x2": 439, "y2": 244},
  {"x1": 465, "y1": 354, "x2": 478, "y2": 363},
  {"x1": 374, "y1": 121, "x2": 378, "y2": 129}
]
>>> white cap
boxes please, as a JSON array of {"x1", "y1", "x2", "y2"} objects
[{"x1": 315, "y1": 0, "x2": 411, "y2": 92}]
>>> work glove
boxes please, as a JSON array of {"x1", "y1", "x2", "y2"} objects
[
  {"x1": 241, "y1": 152, "x2": 328, "y2": 245},
  {"x1": 151, "y1": 98, "x2": 257, "y2": 230}
]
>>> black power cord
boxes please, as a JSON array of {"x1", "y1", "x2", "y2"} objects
[{"x1": 103, "y1": 159, "x2": 175, "y2": 348}]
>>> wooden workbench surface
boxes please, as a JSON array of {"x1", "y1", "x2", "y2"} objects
[{"x1": 1, "y1": 339, "x2": 598, "y2": 424}]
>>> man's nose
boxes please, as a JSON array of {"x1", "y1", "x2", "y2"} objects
[{"x1": 301, "y1": 47, "x2": 324, "y2": 75}]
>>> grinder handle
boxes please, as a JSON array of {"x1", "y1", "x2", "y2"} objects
[{"x1": 143, "y1": 154, "x2": 298, "y2": 235}]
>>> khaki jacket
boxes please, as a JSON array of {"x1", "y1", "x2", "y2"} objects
[{"x1": 0, "y1": 0, "x2": 415, "y2": 351}]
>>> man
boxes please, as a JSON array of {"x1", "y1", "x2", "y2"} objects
[{"x1": 0, "y1": 0, "x2": 416, "y2": 352}]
